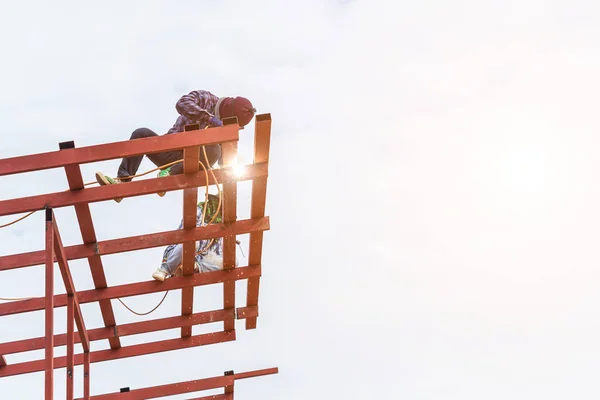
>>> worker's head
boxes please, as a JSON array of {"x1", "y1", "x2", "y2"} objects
[{"x1": 215, "y1": 96, "x2": 256, "y2": 128}]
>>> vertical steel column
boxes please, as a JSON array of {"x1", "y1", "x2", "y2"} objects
[
  {"x1": 224, "y1": 370, "x2": 234, "y2": 400},
  {"x1": 221, "y1": 117, "x2": 239, "y2": 333},
  {"x1": 66, "y1": 294, "x2": 75, "y2": 400},
  {"x1": 45, "y1": 208, "x2": 55, "y2": 400},
  {"x1": 245, "y1": 113, "x2": 271, "y2": 330},
  {"x1": 83, "y1": 351, "x2": 90, "y2": 400},
  {"x1": 180, "y1": 123, "x2": 200, "y2": 338}
]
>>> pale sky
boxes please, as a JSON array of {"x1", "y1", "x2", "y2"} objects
[{"x1": 1, "y1": 0, "x2": 600, "y2": 398}]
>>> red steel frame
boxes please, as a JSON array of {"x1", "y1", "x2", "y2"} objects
[
  {"x1": 78, "y1": 367, "x2": 278, "y2": 400},
  {"x1": 0, "y1": 115, "x2": 275, "y2": 399}
]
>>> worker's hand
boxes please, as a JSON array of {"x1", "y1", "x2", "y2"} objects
[{"x1": 208, "y1": 116, "x2": 223, "y2": 127}]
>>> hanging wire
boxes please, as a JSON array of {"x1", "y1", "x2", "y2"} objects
[{"x1": 116, "y1": 291, "x2": 169, "y2": 316}]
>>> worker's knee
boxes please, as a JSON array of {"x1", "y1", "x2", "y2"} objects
[
  {"x1": 130, "y1": 127, "x2": 158, "y2": 140},
  {"x1": 202, "y1": 144, "x2": 221, "y2": 168}
]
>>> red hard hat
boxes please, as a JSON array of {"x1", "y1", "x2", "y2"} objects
[{"x1": 217, "y1": 96, "x2": 256, "y2": 127}]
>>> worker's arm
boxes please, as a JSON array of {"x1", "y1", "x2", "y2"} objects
[{"x1": 175, "y1": 90, "x2": 222, "y2": 127}]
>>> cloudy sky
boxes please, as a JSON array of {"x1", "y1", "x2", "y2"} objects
[{"x1": 1, "y1": 0, "x2": 600, "y2": 398}]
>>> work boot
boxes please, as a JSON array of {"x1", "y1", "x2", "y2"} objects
[
  {"x1": 95, "y1": 172, "x2": 123, "y2": 203},
  {"x1": 156, "y1": 167, "x2": 170, "y2": 197},
  {"x1": 152, "y1": 267, "x2": 170, "y2": 282}
]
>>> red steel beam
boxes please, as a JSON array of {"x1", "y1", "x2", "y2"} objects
[
  {"x1": 83, "y1": 351, "x2": 90, "y2": 400},
  {"x1": 77, "y1": 368, "x2": 277, "y2": 400},
  {"x1": 0, "y1": 217, "x2": 269, "y2": 272},
  {"x1": 246, "y1": 113, "x2": 272, "y2": 330},
  {"x1": 0, "y1": 124, "x2": 238, "y2": 177},
  {"x1": 0, "y1": 331, "x2": 236, "y2": 378},
  {"x1": 50, "y1": 211, "x2": 90, "y2": 351},
  {"x1": 67, "y1": 295, "x2": 75, "y2": 400},
  {"x1": 220, "y1": 117, "x2": 240, "y2": 333},
  {"x1": 45, "y1": 209, "x2": 55, "y2": 400},
  {"x1": 0, "y1": 265, "x2": 261, "y2": 317},
  {"x1": 0, "y1": 162, "x2": 267, "y2": 218},
  {"x1": 235, "y1": 306, "x2": 259, "y2": 320},
  {"x1": 0, "y1": 307, "x2": 257, "y2": 355},
  {"x1": 233, "y1": 367, "x2": 279, "y2": 380},
  {"x1": 59, "y1": 140, "x2": 121, "y2": 350},
  {"x1": 182, "y1": 368, "x2": 278, "y2": 400},
  {"x1": 86, "y1": 375, "x2": 234, "y2": 400},
  {"x1": 224, "y1": 374, "x2": 234, "y2": 399},
  {"x1": 181, "y1": 124, "x2": 202, "y2": 338},
  {"x1": 221, "y1": 141, "x2": 238, "y2": 332}
]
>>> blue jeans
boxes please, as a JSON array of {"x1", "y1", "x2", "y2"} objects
[{"x1": 159, "y1": 204, "x2": 225, "y2": 275}]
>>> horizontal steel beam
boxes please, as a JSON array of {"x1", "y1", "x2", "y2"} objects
[
  {"x1": 0, "y1": 331, "x2": 236, "y2": 378},
  {"x1": 86, "y1": 376, "x2": 233, "y2": 400},
  {"x1": 233, "y1": 367, "x2": 279, "y2": 380},
  {"x1": 0, "y1": 216, "x2": 269, "y2": 271},
  {"x1": 0, "y1": 125, "x2": 238, "y2": 177},
  {"x1": 185, "y1": 395, "x2": 231, "y2": 400},
  {"x1": 0, "y1": 265, "x2": 261, "y2": 317},
  {"x1": 0, "y1": 307, "x2": 257, "y2": 355},
  {"x1": 78, "y1": 368, "x2": 278, "y2": 400},
  {"x1": 0, "y1": 162, "x2": 267, "y2": 217}
]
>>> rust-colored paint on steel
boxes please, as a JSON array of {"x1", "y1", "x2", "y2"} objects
[
  {"x1": 74, "y1": 368, "x2": 277, "y2": 400},
  {"x1": 234, "y1": 306, "x2": 258, "y2": 320},
  {"x1": 0, "y1": 120, "x2": 274, "y2": 397},
  {"x1": 67, "y1": 295, "x2": 75, "y2": 400},
  {"x1": 45, "y1": 212, "x2": 55, "y2": 400},
  {"x1": 0, "y1": 163, "x2": 267, "y2": 218},
  {"x1": 181, "y1": 124, "x2": 203, "y2": 338},
  {"x1": 85, "y1": 376, "x2": 234, "y2": 400},
  {"x1": 60, "y1": 141, "x2": 121, "y2": 350},
  {"x1": 221, "y1": 119, "x2": 239, "y2": 332},
  {"x1": 51, "y1": 212, "x2": 90, "y2": 351},
  {"x1": 0, "y1": 125, "x2": 239, "y2": 177},
  {"x1": 232, "y1": 367, "x2": 279, "y2": 380},
  {"x1": 0, "y1": 217, "x2": 269, "y2": 272},
  {"x1": 0, "y1": 307, "x2": 256, "y2": 355},
  {"x1": 0, "y1": 331, "x2": 236, "y2": 378},
  {"x1": 246, "y1": 113, "x2": 272, "y2": 330},
  {"x1": 186, "y1": 395, "x2": 231, "y2": 400},
  {"x1": 224, "y1": 375, "x2": 234, "y2": 398},
  {"x1": 83, "y1": 351, "x2": 90, "y2": 400},
  {"x1": 0, "y1": 265, "x2": 261, "y2": 317}
]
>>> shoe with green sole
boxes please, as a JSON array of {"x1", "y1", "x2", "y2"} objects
[
  {"x1": 156, "y1": 167, "x2": 171, "y2": 197},
  {"x1": 95, "y1": 172, "x2": 123, "y2": 203}
]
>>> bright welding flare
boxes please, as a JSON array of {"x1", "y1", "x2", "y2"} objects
[{"x1": 227, "y1": 156, "x2": 246, "y2": 178}]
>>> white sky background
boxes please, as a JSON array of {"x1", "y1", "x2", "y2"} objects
[{"x1": 1, "y1": 0, "x2": 600, "y2": 398}]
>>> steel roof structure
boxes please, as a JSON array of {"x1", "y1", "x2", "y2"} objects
[{"x1": 0, "y1": 114, "x2": 276, "y2": 399}]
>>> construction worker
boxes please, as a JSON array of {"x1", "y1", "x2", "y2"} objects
[
  {"x1": 94, "y1": 90, "x2": 256, "y2": 202},
  {"x1": 152, "y1": 193, "x2": 230, "y2": 281}
]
